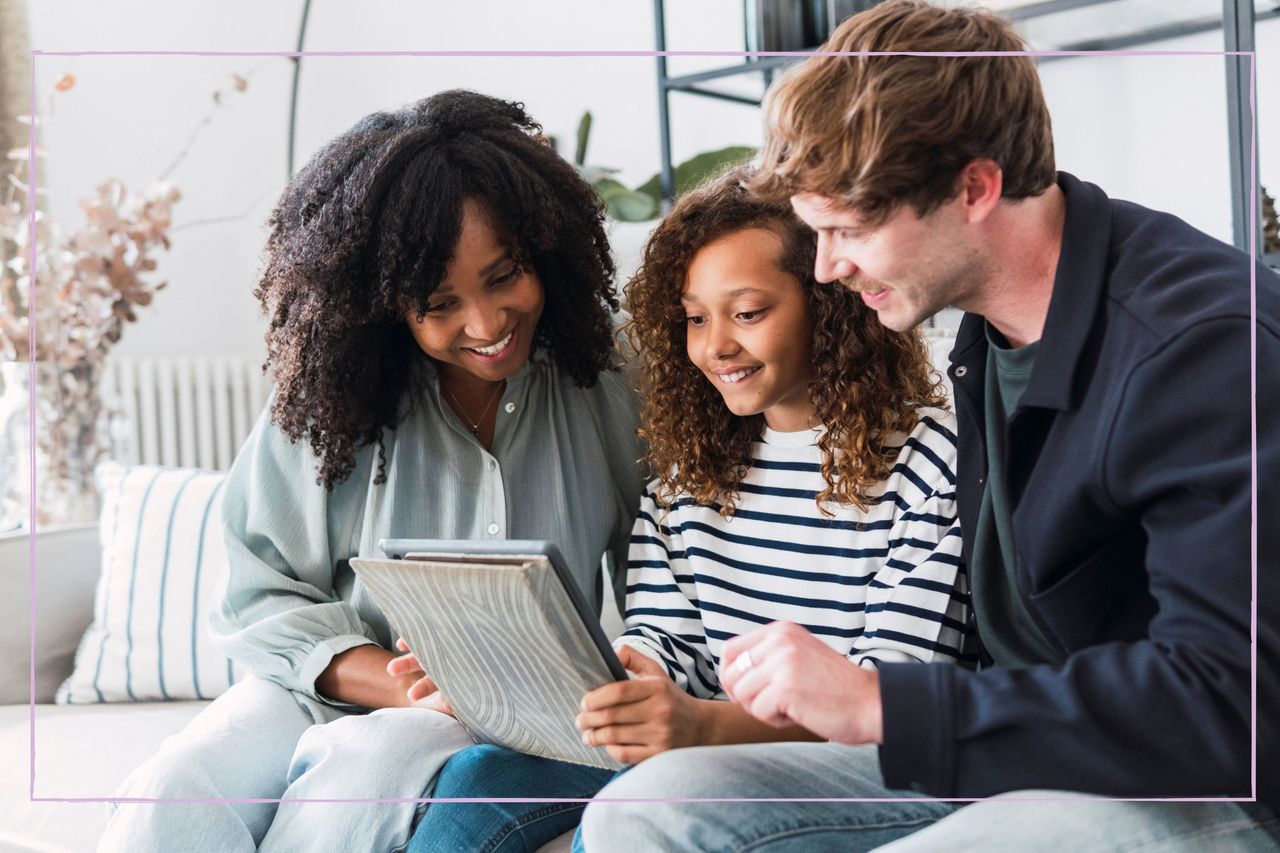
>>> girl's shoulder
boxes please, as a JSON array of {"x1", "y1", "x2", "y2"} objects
[
  {"x1": 637, "y1": 468, "x2": 703, "y2": 514},
  {"x1": 881, "y1": 406, "x2": 958, "y2": 494},
  {"x1": 904, "y1": 405, "x2": 958, "y2": 451}
]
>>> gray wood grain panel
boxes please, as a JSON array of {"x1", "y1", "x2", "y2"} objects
[{"x1": 351, "y1": 556, "x2": 624, "y2": 770}]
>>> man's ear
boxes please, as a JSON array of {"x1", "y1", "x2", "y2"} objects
[{"x1": 957, "y1": 159, "x2": 1004, "y2": 224}]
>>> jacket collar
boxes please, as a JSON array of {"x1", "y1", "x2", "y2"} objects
[{"x1": 950, "y1": 172, "x2": 1113, "y2": 412}]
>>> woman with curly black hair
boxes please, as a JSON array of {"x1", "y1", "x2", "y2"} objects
[
  {"x1": 100, "y1": 90, "x2": 643, "y2": 853},
  {"x1": 406, "y1": 165, "x2": 972, "y2": 852}
]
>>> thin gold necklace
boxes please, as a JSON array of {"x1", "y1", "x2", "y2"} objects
[{"x1": 442, "y1": 382, "x2": 504, "y2": 437}]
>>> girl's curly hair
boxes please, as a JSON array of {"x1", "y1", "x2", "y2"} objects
[
  {"x1": 256, "y1": 90, "x2": 619, "y2": 490},
  {"x1": 624, "y1": 165, "x2": 947, "y2": 516}
]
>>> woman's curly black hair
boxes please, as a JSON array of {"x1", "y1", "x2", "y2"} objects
[
  {"x1": 625, "y1": 165, "x2": 947, "y2": 516},
  {"x1": 255, "y1": 90, "x2": 619, "y2": 490}
]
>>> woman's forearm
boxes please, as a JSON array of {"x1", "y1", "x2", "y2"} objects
[
  {"x1": 695, "y1": 697, "x2": 822, "y2": 746},
  {"x1": 315, "y1": 645, "x2": 414, "y2": 709}
]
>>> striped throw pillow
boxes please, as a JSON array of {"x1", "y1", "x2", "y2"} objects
[{"x1": 56, "y1": 463, "x2": 244, "y2": 703}]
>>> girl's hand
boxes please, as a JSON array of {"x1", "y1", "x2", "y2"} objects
[
  {"x1": 575, "y1": 645, "x2": 706, "y2": 764},
  {"x1": 387, "y1": 638, "x2": 455, "y2": 716}
]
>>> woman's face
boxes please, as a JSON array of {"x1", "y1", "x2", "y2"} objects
[
  {"x1": 405, "y1": 198, "x2": 545, "y2": 386},
  {"x1": 682, "y1": 226, "x2": 816, "y2": 432}
]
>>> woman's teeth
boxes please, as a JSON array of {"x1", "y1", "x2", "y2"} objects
[
  {"x1": 469, "y1": 332, "x2": 513, "y2": 356},
  {"x1": 718, "y1": 366, "x2": 761, "y2": 384}
]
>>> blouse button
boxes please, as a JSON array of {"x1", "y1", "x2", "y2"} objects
[
  {"x1": 487, "y1": 523, "x2": 500, "y2": 536},
  {"x1": 487, "y1": 459, "x2": 497, "y2": 471},
  {"x1": 504, "y1": 402, "x2": 517, "y2": 414}
]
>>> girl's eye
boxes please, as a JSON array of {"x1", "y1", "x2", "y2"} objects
[
  {"x1": 737, "y1": 309, "x2": 765, "y2": 322},
  {"x1": 424, "y1": 301, "x2": 453, "y2": 315}
]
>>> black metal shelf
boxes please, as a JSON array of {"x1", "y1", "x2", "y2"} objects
[{"x1": 652, "y1": 0, "x2": 1272, "y2": 260}]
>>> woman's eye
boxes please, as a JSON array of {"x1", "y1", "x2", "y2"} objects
[
  {"x1": 737, "y1": 309, "x2": 765, "y2": 322},
  {"x1": 424, "y1": 301, "x2": 453, "y2": 315},
  {"x1": 491, "y1": 265, "x2": 522, "y2": 286},
  {"x1": 686, "y1": 316, "x2": 705, "y2": 327}
]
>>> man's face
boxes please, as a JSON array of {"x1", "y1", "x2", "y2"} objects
[{"x1": 789, "y1": 192, "x2": 979, "y2": 331}]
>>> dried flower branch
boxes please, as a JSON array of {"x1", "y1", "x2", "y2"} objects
[
  {"x1": 0, "y1": 63, "x2": 263, "y2": 526},
  {"x1": 0, "y1": 180, "x2": 179, "y2": 365}
]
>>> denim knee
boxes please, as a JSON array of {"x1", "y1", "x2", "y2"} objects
[{"x1": 434, "y1": 744, "x2": 522, "y2": 798}]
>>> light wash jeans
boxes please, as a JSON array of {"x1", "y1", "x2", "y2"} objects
[
  {"x1": 577, "y1": 742, "x2": 1280, "y2": 853},
  {"x1": 99, "y1": 675, "x2": 474, "y2": 853}
]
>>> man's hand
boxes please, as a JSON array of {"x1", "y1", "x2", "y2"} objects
[
  {"x1": 721, "y1": 621, "x2": 883, "y2": 745},
  {"x1": 386, "y1": 638, "x2": 455, "y2": 716},
  {"x1": 576, "y1": 645, "x2": 706, "y2": 764}
]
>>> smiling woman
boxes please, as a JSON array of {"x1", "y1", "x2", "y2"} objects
[
  {"x1": 98, "y1": 89, "x2": 645, "y2": 853},
  {"x1": 403, "y1": 198, "x2": 546, "y2": 444}
]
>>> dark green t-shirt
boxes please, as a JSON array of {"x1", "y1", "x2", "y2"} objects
[{"x1": 969, "y1": 324, "x2": 1060, "y2": 667}]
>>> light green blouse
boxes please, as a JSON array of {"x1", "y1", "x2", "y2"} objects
[{"x1": 212, "y1": 351, "x2": 643, "y2": 721}]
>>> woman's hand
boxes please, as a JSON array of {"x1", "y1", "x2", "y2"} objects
[
  {"x1": 575, "y1": 645, "x2": 707, "y2": 764},
  {"x1": 387, "y1": 638, "x2": 455, "y2": 716}
]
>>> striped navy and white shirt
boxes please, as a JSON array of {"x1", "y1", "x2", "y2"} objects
[{"x1": 616, "y1": 407, "x2": 970, "y2": 699}]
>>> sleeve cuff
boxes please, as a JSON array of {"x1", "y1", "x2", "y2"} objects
[
  {"x1": 298, "y1": 634, "x2": 380, "y2": 707},
  {"x1": 877, "y1": 661, "x2": 957, "y2": 796}
]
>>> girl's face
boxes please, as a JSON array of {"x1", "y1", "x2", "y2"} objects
[
  {"x1": 681, "y1": 227, "x2": 816, "y2": 432},
  {"x1": 405, "y1": 198, "x2": 545, "y2": 387}
]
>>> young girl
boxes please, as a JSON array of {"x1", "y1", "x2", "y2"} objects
[
  {"x1": 99, "y1": 91, "x2": 644, "y2": 853},
  {"x1": 407, "y1": 166, "x2": 969, "y2": 851}
]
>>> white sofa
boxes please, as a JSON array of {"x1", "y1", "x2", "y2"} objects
[
  {"x1": 0, "y1": 524, "x2": 210, "y2": 852},
  {"x1": 0, "y1": 525, "x2": 586, "y2": 853}
]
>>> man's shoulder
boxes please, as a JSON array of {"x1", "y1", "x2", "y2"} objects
[{"x1": 1102, "y1": 197, "x2": 1276, "y2": 339}]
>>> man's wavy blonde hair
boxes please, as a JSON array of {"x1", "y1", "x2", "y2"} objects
[{"x1": 752, "y1": 0, "x2": 1056, "y2": 222}]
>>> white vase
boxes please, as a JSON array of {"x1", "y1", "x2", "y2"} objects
[{"x1": 0, "y1": 361, "x2": 110, "y2": 530}]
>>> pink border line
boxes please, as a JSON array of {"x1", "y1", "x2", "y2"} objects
[
  {"x1": 25, "y1": 47, "x2": 1261, "y2": 809},
  {"x1": 29, "y1": 48, "x2": 1256, "y2": 57},
  {"x1": 26, "y1": 49, "x2": 38, "y2": 804},
  {"x1": 30, "y1": 793, "x2": 1249, "y2": 805},
  {"x1": 1248, "y1": 40, "x2": 1259, "y2": 804}
]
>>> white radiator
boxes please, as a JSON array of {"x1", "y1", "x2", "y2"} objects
[{"x1": 101, "y1": 355, "x2": 270, "y2": 472}]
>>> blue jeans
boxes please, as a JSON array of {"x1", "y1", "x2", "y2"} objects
[
  {"x1": 409, "y1": 744, "x2": 616, "y2": 853},
  {"x1": 577, "y1": 742, "x2": 1280, "y2": 852}
]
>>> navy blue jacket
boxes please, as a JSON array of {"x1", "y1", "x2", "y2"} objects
[{"x1": 877, "y1": 173, "x2": 1279, "y2": 806}]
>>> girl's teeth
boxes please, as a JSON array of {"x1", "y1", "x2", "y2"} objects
[
  {"x1": 719, "y1": 367, "x2": 760, "y2": 384},
  {"x1": 471, "y1": 332, "x2": 513, "y2": 356}
]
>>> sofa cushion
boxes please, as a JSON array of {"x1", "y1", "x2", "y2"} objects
[
  {"x1": 0, "y1": 524, "x2": 101, "y2": 704},
  {"x1": 56, "y1": 463, "x2": 244, "y2": 704}
]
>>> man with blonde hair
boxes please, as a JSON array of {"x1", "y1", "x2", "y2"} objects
[{"x1": 577, "y1": 1, "x2": 1278, "y2": 849}]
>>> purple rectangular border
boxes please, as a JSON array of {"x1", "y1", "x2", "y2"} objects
[{"x1": 25, "y1": 47, "x2": 1260, "y2": 807}]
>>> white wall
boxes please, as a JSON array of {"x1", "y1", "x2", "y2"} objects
[{"x1": 23, "y1": 1, "x2": 1278, "y2": 360}]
